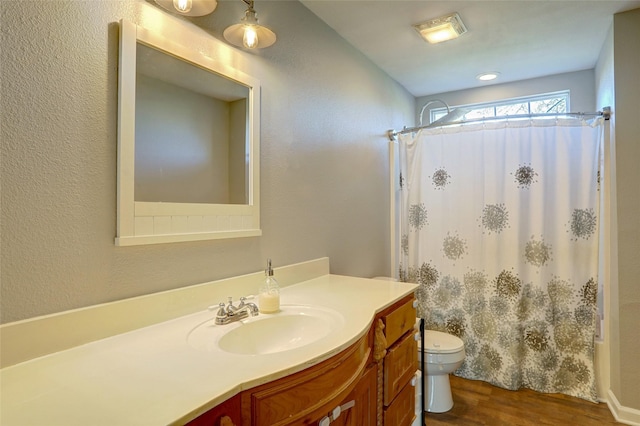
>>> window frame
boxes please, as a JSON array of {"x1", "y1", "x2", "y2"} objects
[{"x1": 430, "y1": 91, "x2": 570, "y2": 124}]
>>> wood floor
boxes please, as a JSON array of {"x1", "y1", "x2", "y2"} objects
[{"x1": 417, "y1": 375, "x2": 620, "y2": 426}]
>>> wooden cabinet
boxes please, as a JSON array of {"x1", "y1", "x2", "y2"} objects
[
  {"x1": 187, "y1": 294, "x2": 416, "y2": 426},
  {"x1": 330, "y1": 365, "x2": 377, "y2": 426},
  {"x1": 383, "y1": 380, "x2": 415, "y2": 426},
  {"x1": 378, "y1": 296, "x2": 418, "y2": 426},
  {"x1": 186, "y1": 394, "x2": 241, "y2": 426},
  {"x1": 242, "y1": 332, "x2": 371, "y2": 426},
  {"x1": 383, "y1": 332, "x2": 418, "y2": 406},
  {"x1": 381, "y1": 297, "x2": 417, "y2": 349}
]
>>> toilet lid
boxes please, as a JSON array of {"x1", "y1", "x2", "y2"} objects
[{"x1": 419, "y1": 330, "x2": 464, "y2": 354}]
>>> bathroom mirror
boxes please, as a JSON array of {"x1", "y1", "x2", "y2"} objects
[{"x1": 116, "y1": 19, "x2": 261, "y2": 246}]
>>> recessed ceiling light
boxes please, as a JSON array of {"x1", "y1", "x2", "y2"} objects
[
  {"x1": 476, "y1": 72, "x2": 500, "y2": 81},
  {"x1": 413, "y1": 12, "x2": 467, "y2": 44}
]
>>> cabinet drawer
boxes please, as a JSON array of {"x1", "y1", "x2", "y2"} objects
[
  {"x1": 246, "y1": 334, "x2": 370, "y2": 426},
  {"x1": 383, "y1": 380, "x2": 416, "y2": 426},
  {"x1": 382, "y1": 298, "x2": 416, "y2": 348},
  {"x1": 383, "y1": 331, "x2": 418, "y2": 406}
]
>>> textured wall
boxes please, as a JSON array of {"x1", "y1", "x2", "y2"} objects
[
  {"x1": 613, "y1": 8, "x2": 640, "y2": 411},
  {"x1": 594, "y1": 23, "x2": 615, "y2": 401},
  {"x1": 0, "y1": 0, "x2": 414, "y2": 323}
]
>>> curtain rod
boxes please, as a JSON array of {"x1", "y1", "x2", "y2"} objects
[{"x1": 388, "y1": 107, "x2": 611, "y2": 141}]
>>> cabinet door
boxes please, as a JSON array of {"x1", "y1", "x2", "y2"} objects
[
  {"x1": 332, "y1": 365, "x2": 377, "y2": 426},
  {"x1": 383, "y1": 331, "x2": 418, "y2": 406},
  {"x1": 246, "y1": 335, "x2": 370, "y2": 426}
]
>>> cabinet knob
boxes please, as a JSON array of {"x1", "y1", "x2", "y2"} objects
[
  {"x1": 219, "y1": 415, "x2": 236, "y2": 426},
  {"x1": 332, "y1": 406, "x2": 341, "y2": 420},
  {"x1": 413, "y1": 300, "x2": 418, "y2": 308},
  {"x1": 411, "y1": 374, "x2": 418, "y2": 387},
  {"x1": 414, "y1": 332, "x2": 421, "y2": 341}
]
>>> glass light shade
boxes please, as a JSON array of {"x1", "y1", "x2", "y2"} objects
[
  {"x1": 413, "y1": 12, "x2": 467, "y2": 44},
  {"x1": 419, "y1": 24, "x2": 460, "y2": 44},
  {"x1": 223, "y1": 9, "x2": 276, "y2": 49}
]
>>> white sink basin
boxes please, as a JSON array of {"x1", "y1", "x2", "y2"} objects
[{"x1": 187, "y1": 305, "x2": 344, "y2": 355}]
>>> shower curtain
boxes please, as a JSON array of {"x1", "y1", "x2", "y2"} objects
[{"x1": 398, "y1": 117, "x2": 603, "y2": 402}]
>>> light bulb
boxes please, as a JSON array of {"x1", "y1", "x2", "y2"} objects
[
  {"x1": 173, "y1": 0, "x2": 192, "y2": 13},
  {"x1": 243, "y1": 26, "x2": 258, "y2": 49}
]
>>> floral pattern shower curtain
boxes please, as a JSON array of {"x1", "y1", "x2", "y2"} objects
[{"x1": 398, "y1": 118, "x2": 603, "y2": 402}]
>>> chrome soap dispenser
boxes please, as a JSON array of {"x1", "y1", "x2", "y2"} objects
[{"x1": 259, "y1": 259, "x2": 280, "y2": 313}]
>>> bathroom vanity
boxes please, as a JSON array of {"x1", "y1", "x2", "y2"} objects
[
  {"x1": 0, "y1": 259, "x2": 418, "y2": 425},
  {"x1": 188, "y1": 294, "x2": 417, "y2": 426}
]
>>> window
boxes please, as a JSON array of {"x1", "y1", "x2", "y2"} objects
[{"x1": 430, "y1": 91, "x2": 570, "y2": 124}]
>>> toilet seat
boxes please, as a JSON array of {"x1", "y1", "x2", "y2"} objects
[{"x1": 419, "y1": 330, "x2": 464, "y2": 354}]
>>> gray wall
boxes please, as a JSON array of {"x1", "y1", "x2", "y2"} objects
[
  {"x1": 595, "y1": 18, "x2": 618, "y2": 406},
  {"x1": 612, "y1": 8, "x2": 640, "y2": 411},
  {"x1": 0, "y1": 0, "x2": 415, "y2": 323},
  {"x1": 595, "y1": 8, "x2": 640, "y2": 413}
]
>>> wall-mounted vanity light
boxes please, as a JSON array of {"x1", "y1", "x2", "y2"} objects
[
  {"x1": 154, "y1": 0, "x2": 218, "y2": 16},
  {"x1": 223, "y1": 0, "x2": 276, "y2": 49}
]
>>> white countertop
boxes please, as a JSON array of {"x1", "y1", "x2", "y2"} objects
[{"x1": 0, "y1": 274, "x2": 417, "y2": 425}]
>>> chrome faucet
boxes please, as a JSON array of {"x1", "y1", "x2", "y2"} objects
[{"x1": 214, "y1": 296, "x2": 259, "y2": 325}]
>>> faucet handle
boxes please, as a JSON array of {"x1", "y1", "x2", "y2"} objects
[
  {"x1": 213, "y1": 302, "x2": 229, "y2": 325},
  {"x1": 208, "y1": 302, "x2": 227, "y2": 313},
  {"x1": 226, "y1": 297, "x2": 238, "y2": 313},
  {"x1": 240, "y1": 296, "x2": 259, "y2": 316},
  {"x1": 209, "y1": 302, "x2": 228, "y2": 324}
]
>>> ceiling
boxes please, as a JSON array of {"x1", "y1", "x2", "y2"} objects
[{"x1": 300, "y1": 1, "x2": 640, "y2": 97}]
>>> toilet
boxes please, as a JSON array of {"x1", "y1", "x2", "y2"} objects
[{"x1": 417, "y1": 329, "x2": 465, "y2": 413}]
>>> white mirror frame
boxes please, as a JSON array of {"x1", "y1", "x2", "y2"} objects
[{"x1": 116, "y1": 19, "x2": 261, "y2": 246}]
